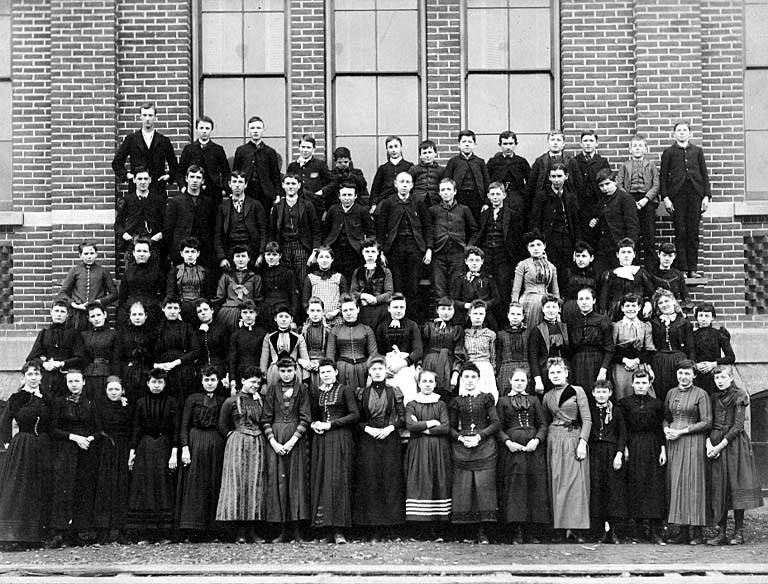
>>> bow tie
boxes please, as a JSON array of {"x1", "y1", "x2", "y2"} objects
[
  {"x1": 67, "y1": 392, "x2": 83, "y2": 404},
  {"x1": 389, "y1": 319, "x2": 401, "y2": 328},
  {"x1": 467, "y1": 272, "x2": 480, "y2": 282}
]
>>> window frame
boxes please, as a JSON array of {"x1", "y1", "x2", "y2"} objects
[
  {"x1": 0, "y1": 0, "x2": 12, "y2": 209},
  {"x1": 745, "y1": 0, "x2": 768, "y2": 202}
]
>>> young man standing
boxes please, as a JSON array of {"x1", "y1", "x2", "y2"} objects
[
  {"x1": 115, "y1": 168, "x2": 165, "y2": 263},
  {"x1": 286, "y1": 134, "x2": 331, "y2": 216},
  {"x1": 444, "y1": 129, "x2": 491, "y2": 222},
  {"x1": 233, "y1": 115, "x2": 282, "y2": 215},
  {"x1": 567, "y1": 130, "x2": 611, "y2": 221},
  {"x1": 177, "y1": 115, "x2": 231, "y2": 205},
  {"x1": 486, "y1": 130, "x2": 532, "y2": 218},
  {"x1": 214, "y1": 171, "x2": 268, "y2": 270},
  {"x1": 112, "y1": 102, "x2": 178, "y2": 200}
]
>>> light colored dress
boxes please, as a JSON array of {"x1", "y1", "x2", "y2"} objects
[
  {"x1": 464, "y1": 326, "x2": 498, "y2": 403},
  {"x1": 512, "y1": 257, "x2": 559, "y2": 329},
  {"x1": 611, "y1": 317, "x2": 656, "y2": 400}
]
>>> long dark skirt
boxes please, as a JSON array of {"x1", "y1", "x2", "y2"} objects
[
  {"x1": 126, "y1": 435, "x2": 176, "y2": 530},
  {"x1": 353, "y1": 432, "x2": 405, "y2": 526},
  {"x1": 311, "y1": 427, "x2": 354, "y2": 528},
  {"x1": 93, "y1": 434, "x2": 131, "y2": 531},
  {"x1": 50, "y1": 440, "x2": 99, "y2": 532},
  {"x1": 589, "y1": 441, "x2": 627, "y2": 520},
  {"x1": 498, "y1": 428, "x2": 550, "y2": 524},
  {"x1": 707, "y1": 432, "x2": 763, "y2": 523},
  {"x1": 571, "y1": 348, "x2": 603, "y2": 395},
  {"x1": 265, "y1": 421, "x2": 310, "y2": 523},
  {"x1": 359, "y1": 304, "x2": 388, "y2": 331},
  {"x1": 651, "y1": 350, "x2": 686, "y2": 403},
  {"x1": 120, "y1": 362, "x2": 150, "y2": 404},
  {"x1": 0, "y1": 432, "x2": 52, "y2": 543},
  {"x1": 216, "y1": 431, "x2": 267, "y2": 522},
  {"x1": 85, "y1": 373, "x2": 109, "y2": 404},
  {"x1": 177, "y1": 427, "x2": 226, "y2": 530},
  {"x1": 160, "y1": 353, "x2": 197, "y2": 405},
  {"x1": 625, "y1": 431, "x2": 666, "y2": 519},
  {"x1": 404, "y1": 434, "x2": 452, "y2": 522},
  {"x1": 451, "y1": 439, "x2": 498, "y2": 524}
]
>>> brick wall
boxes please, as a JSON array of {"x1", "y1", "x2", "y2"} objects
[{"x1": 290, "y1": 0, "x2": 326, "y2": 158}]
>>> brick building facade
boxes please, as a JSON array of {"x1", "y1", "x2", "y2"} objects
[{"x1": 1, "y1": 0, "x2": 766, "y2": 389}]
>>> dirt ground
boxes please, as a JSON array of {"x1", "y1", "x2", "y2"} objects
[{"x1": 2, "y1": 508, "x2": 768, "y2": 567}]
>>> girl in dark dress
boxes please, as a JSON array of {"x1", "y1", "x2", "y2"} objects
[
  {"x1": 81, "y1": 302, "x2": 116, "y2": 404},
  {"x1": 93, "y1": 376, "x2": 132, "y2": 544},
  {"x1": 528, "y1": 294, "x2": 570, "y2": 395},
  {"x1": 561, "y1": 241, "x2": 598, "y2": 324},
  {"x1": 597, "y1": 238, "x2": 655, "y2": 322},
  {"x1": 349, "y1": 237, "x2": 393, "y2": 330},
  {"x1": 693, "y1": 303, "x2": 735, "y2": 396},
  {"x1": 404, "y1": 370, "x2": 452, "y2": 529},
  {"x1": 588, "y1": 379, "x2": 627, "y2": 543},
  {"x1": 421, "y1": 297, "x2": 465, "y2": 400},
  {"x1": 496, "y1": 367, "x2": 550, "y2": 544},
  {"x1": 449, "y1": 362, "x2": 500, "y2": 544},
  {"x1": 226, "y1": 299, "x2": 268, "y2": 392},
  {"x1": 353, "y1": 356, "x2": 406, "y2": 539},
  {"x1": 0, "y1": 362, "x2": 53, "y2": 547},
  {"x1": 495, "y1": 302, "x2": 529, "y2": 397},
  {"x1": 213, "y1": 246, "x2": 262, "y2": 335},
  {"x1": 259, "y1": 242, "x2": 299, "y2": 329},
  {"x1": 153, "y1": 296, "x2": 200, "y2": 404},
  {"x1": 166, "y1": 236, "x2": 211, "y2": 324},
  {"x1": 617, "y1": 370, "x2": 667, "y2": 544},
  {"x1": 113, "y1": 301, "x2": 156, "y2": 403},
  {"x1": 650, "y1": 289, "x2": 695, "y2": 403},
  {"x1": 216, "y1": 366, "x2": 268, "y2": 543},
  {"x1": 177, "y1": 367, "x2": 226, "y2": 539},
  {"x1": 49, "y1": 369, "x2": 100, "y2": 547},
  {"x1": 309, "y1": 358, "x2": 360, "y2": 544},
  {"x1": 126, "y1": 369, "x2": 180, "y2": 543},
  {"x1": 262, "y1": 358, "x2": 312, "y2": 543},
  {"x1": 326, "y1": 294, "x2": 378, "y2": 390},
  {"x1": 117, "y1": 236, "x2": 165, "y2": 330},
  {"x1": 568, "y1": 287, "x2": 613, "y2": 396},
  {"x1": 705, "y1": 366, "x2": 763, "y2": 546},
  {"x1": 302, "y1": 297, "x2": 331, "y2": 388}
]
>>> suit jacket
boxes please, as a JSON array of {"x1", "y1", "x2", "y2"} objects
[
  {"x1": 112, "y1": 129, "x2": 178, "y2": 192},
  {"x1": 177, "y1": 140, "x2": 231, "y2": 200},
  {"x1": 115, "y1": 191, "x2": 166, "y2": 242},
  {"x1": 321, "y1": 165, "x2": 369, "y2": 208},
  {"x1": 567, "y1": 152, "x2": 611, "y2": 216},
  {"x1": 528, "y1": 151, "x2": 573, "y2": 201},
  {"x1": 660, "y1": 142, "x2": 711, "y2": 200},
  {"x1": 287, "y1": 157, "x2": 331, "y2": 198},
  {"x1": 214, "y1": 197, "x2": 268, "y2": 262},
  {"x1": 475, "y1": 203, "x2": 525, "y2": 261},
  {"x1": 444, "y1": 154, "x2": 490, "y2": 196},
  {"x1": 528, "y1": 185, "x2": 583, "y2": 244},
  {"x1": 323, "y1": 202, "x2": 375, "y2": 253},
  {"x1": 268, "y1": 197, "x2": 322, "y2": 253},
  {"x1": 376, "y1": 195, "x2": 433, "y2": 253},
  {"x1": 591, "y1": 188, "x2": 640, "y2": 248},
  {"x1": 616, "y1": 156, "x2": 660, "y2": 201},
  {"x1": 163, "y1": 193, "x2": 217, "y2": 264},
  {"x1": 232, "y1": 141, "x2": 282, "y2": 205}
]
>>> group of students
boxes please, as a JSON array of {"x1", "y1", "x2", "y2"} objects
[{"x1": 0, "y1": 109, "x2": 758, "y2": 550}]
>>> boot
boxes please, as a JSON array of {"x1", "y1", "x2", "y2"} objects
[
  {"x1": 292, "y1": 524, "x2": 304, "y2": 543},
  {"x1": 666, "y1": 525, "x2": 689, "y2": 544},
  {"x1": 271, "y1": 526, "x2": 289, "y2": 544},
  {"x1": 729, "y1": 529, "x2": 745, "y2": 545},
  {"x1": 477, "y1": 525, "x2": 489, "y2": 545},
  {"x1": 689, "y1": 526, "x2": 703, "y2": 545},
  {"x1": 649, "y1": 523, "x2": 665, "y2": 545},
  {"x1": 511, "y1": 526, "x2": 523, "y2": 545},
  {"x1": 706, "y1": 526, "x2": 727, "y2": 546}
]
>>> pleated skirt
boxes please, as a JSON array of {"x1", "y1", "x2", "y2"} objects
[{"x1": 216, "y1": 431, "x2": 266, "y2": 522}]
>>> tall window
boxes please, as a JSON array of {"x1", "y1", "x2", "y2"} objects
[
  {"x1": 331, "y1": 0, "x2": 422, "y2": 179},
  {"x1": 197, "y1": 0, "x2": 288, "y2": 166},
  {"x1": 464, "y1": 0, "x2": 557, "y2": 162},
  {"x1": 0, "y1": 0, "x2": 11, "y2": 206},
  {"x1": 746, "y1": 0, "x2": 768, "y2": 200}
]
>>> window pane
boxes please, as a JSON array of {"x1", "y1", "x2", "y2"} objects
[
  {"x1": 509, "y1": 73, "x2": 551, "y2": 132},
  {"x1": 747, "y1": 130, "x2": 768, "y2": 196},
  {"x1": 201, "y1": 0, "x2": 241, "y2": 11},
  {"x1": 217, "y1": 138, "x2": 243, "y2": 162},
  {"x1": 245, "y1": 77, "x2": 286, "y2": 138},
  {"x1": 339, "y1": 136, "x2": 378, "y2": 182},
  {"x1": 0, "y1": 0, "x2": 10, "y2": 14},
  {"x1": 513, "y1": 132, "x2": 547, "y2": 164},
  {"x1": 398, "y1": 135, "x2": 419, "y2": 165},
  {"x1": 377, "y1": 0, "x2": 417, "y2": 9},
  {"x1": 376, "y1": 10, "x2": 418, "y2": 71},
  {"x1": 0, "y1": 81, "x2": 11, "y2": 141},
  {"x1": 466, "y1": 0, "x2": 507, "y2": 7},
  {"x1": 467, "y1": 9, "x2": 508, "y2": 70},
  {"x1": 468, "y1": 74, "x2": 508, "y2": 134},
  {"x1": 508, "y1": 8, "x2": 551, "y2": 70},
  {"x1": 244, "y1": 12, "x2": 285, "y2": 73},
  {"x1": 336, "y1": 0, "x2": 375, "y2": 9},
  {"x1": 244, "y1": 0, "x2": 285, "y2": 11},
  {"x1": 262, "y1": 137, "x2": 286, "y2": 173},
  {"x1": 335, "y1": 76, "x2": 377, "y2": 135},
  {"x1": 202, "y1": 77, "x2": 244, "y2": 138},
  {"x1": 377, "y1": 76, "x2": 419, "y2": 135},
  {"x1": 746, "y1": 5, "x2": 768, "y2": 67},
  {"x1": 0, "y1": 15, "x2": 10, "y2": 78},
  {"x1": 201, "y1": 12, "x2": 243, "y2": 74},
  {"x1": 746, "y1": 69, "x2": 768, "y2": 130},
  {"x1": 0, "y1": 141, "x2": 10, "y2": 203},
  {"x1": 335, "y1": 10, "x2": 376, "y2": 71}
]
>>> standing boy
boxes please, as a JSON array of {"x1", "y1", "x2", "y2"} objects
[
  {"x1": 589, "y1": 169, "x2": 639, "y2": 276},
  {"x1": 287, "y1": 134, "x2": 331, "y2": 216},
  {"x1": 616, "y1": 134, "x2": 660, "y2": 267},
  {"x1": 408, "y1": 139, "x2": 445, "y2": 207},
  {"x1": 370, "y1": 136, "x2": 413, "y2": 213},
  {"x1": 112, "y1": 102, "x2": 178, "y2": 200},
  {"x1": 233, "y1": 115, "x2": 282, "y2": 215},
  {"x1": 114, "y1": 168, "x2": 165, "y2": 262},
  {"x1": 660, "y1": 120, "x2": 711, "y2": 277},
  {"x1": 486, "y1": 130, "x2": 532, "y2": 220},
  {"x1": 568, "y1": 130, "x2": 611, "y2": 220},
  {"x1": 443, "y1": 129, "x2": 490, "y2": 222},
  {"x1": 428, "y1": 178, "x2": 478, "y2": 304},
  {"x1": 322, "y1": 146, "x2": 369, "y2": 209},
  {"x1": 177, "y1": 115, "x2": 230, "y2": 205},
  {"x1": 323, "y1": 181, "x2": 375, "y2": 281},
  {"x1": 650, "y1": 243, "x2": 689, "y2": 309},
  {"x1": 528, "y1": 129, "x2": 573, "y2": 203},
  {"x1": 214, "y1": 170, "x2": 268, "y2": 270}
]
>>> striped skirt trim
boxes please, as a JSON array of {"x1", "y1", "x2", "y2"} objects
[{"x1": 405, "y1": 498, "x2": 452, "y2": 516}]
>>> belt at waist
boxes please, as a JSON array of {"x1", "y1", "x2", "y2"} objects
[
  {"x1": 235, "y1": 427, "x2": 262, "y2": 437},
  {"x1": 338, "y1": 356, "x2": 367, "y2": 365}
]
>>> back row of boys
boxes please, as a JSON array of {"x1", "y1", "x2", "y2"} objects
[{"x1": 112, "y1": 103, "x2": 710, "y2": 280}]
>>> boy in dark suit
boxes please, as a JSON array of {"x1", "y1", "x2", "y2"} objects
[
  {"x1": 568, "y1": 130, "x2": 611, "y2": 220},
  {"x1": 232, "y1": 115, "x2": 282, "y2": 215},
  {"x1": 486, "y1": 130, "x2": 531, "y2": 219},
  {"x1": 321, "y1": 146, "x2": 369, "y2": 210},
  {"x1": 323, "y1": 180, "x2": 375, "y2": 281},
  {"x1": 115, "y1": 168, "x2": 166, "y2": 265},
  {"x1": 528, "y1": 129, "x2": 572, "y2": 204},
  {"x1": 370, "y1": 136, "x2": 413, "y2": 213},
  {"x1": 287, "y1": 134, "x2": 331, "y2": 216},
  {"x1": 177, "y1": 115, "x2": 230, "y2": 206},
  {"x1": 444, "y1": 129, "x2": 491, "y2": 222}
]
